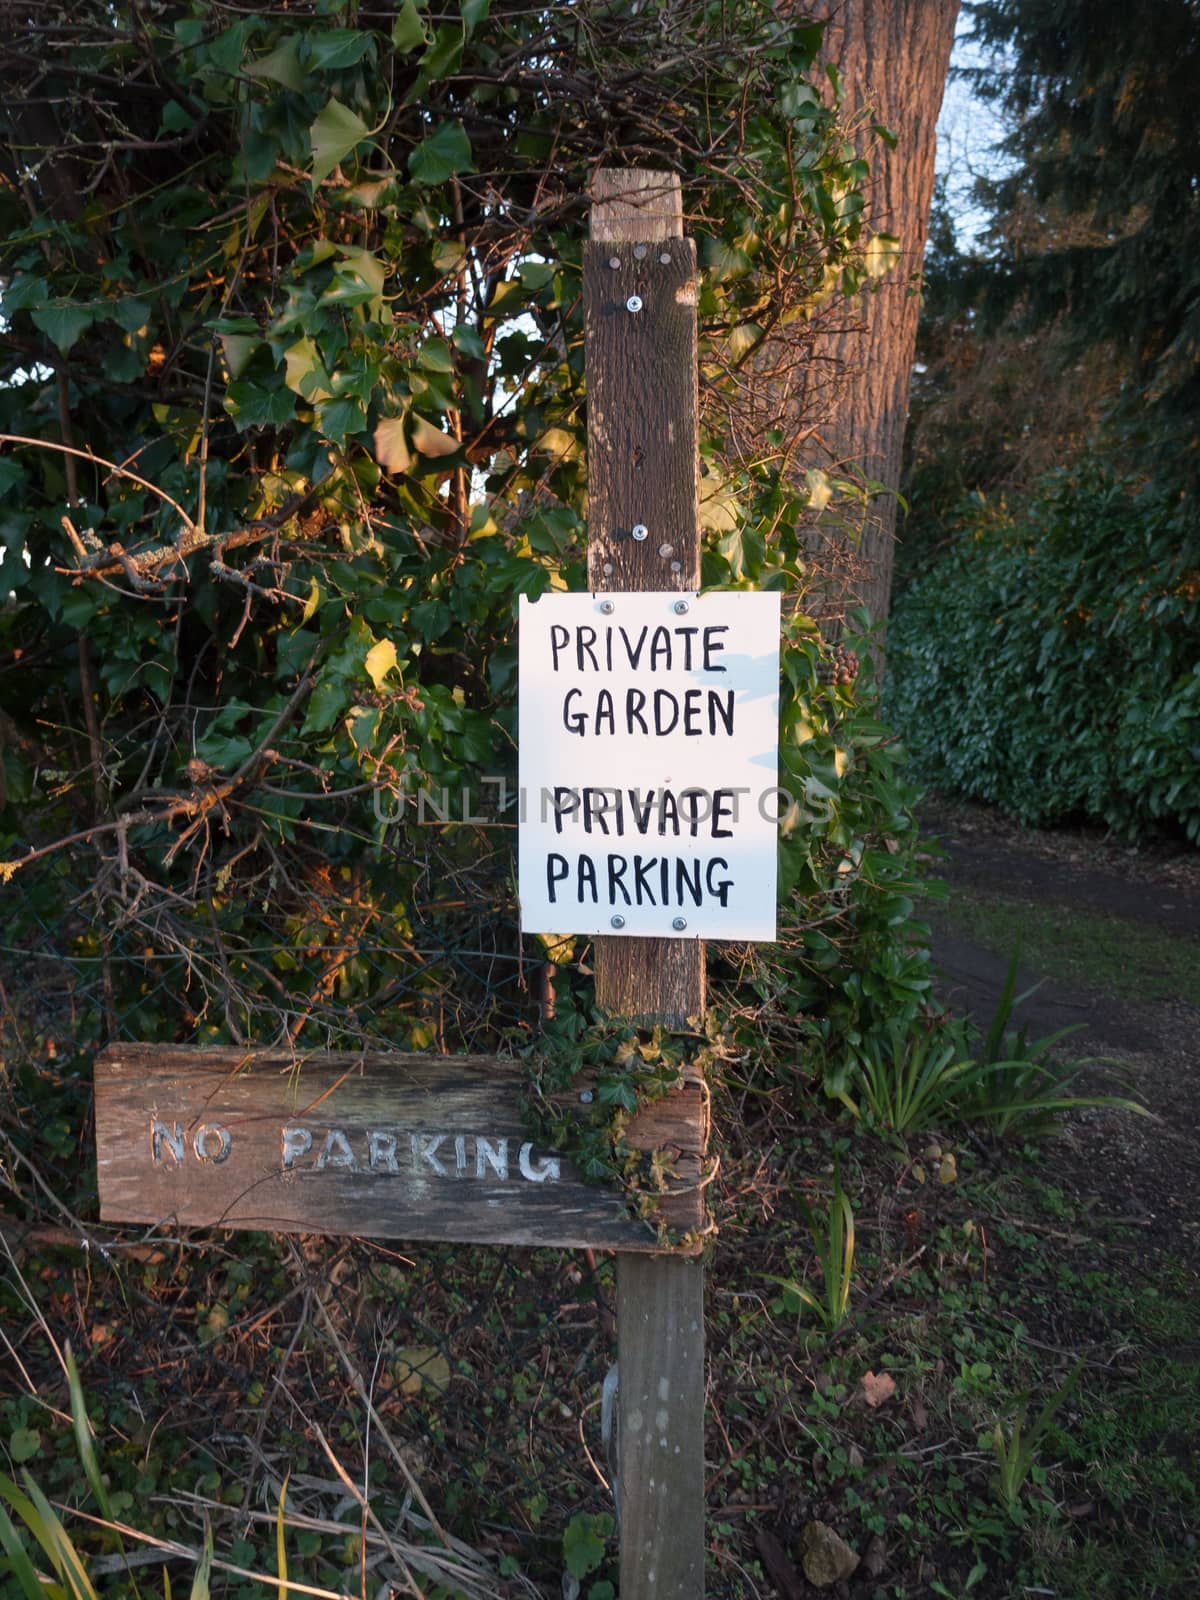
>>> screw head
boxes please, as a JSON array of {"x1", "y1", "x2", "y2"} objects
[
  {"x1": 608, "y1": 256, "x2": 620, "y2": 269},
  {"x1": 659, "y1": 251, "x2": 673, "y2": 265},
  {"x1": 626, "y1": 295, "x2": 643, "y2": 314},
  {"x1": 672, "y1": 916, "x2": 688, "y2": 932},
  {"x1": 610, "y1": 914, "x2": 626, "y2": 930},
  {"x1": 658, "y1": 542, "x2": 674, "y2": 558},
  {"x1": 599, "y1": 598, "x2": 615, "y2": 615},
  {"x1": 631, "y1": 523, "x2": 648, "y2": 542},
  {"x1": 579, "y1": 1089, "x2": 594, "y2": 1104},
  {"x1": 633, "y1": 243, "x2": 648, "y2": 260},
  {"x1": 673, "y1": 598, "x2": 689, "y2": 614}
]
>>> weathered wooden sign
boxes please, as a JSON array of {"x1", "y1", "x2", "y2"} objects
[
  {"x1": 94, "y1": 1045, "x2": 707, "y2": 1251},
  {"x1": 519, "y1": 589, "x2": 780, "y2": 941}
]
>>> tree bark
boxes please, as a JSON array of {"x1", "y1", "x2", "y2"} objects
[{"x1": 804, "y1": 0, "x2": 960, "y2": 632}]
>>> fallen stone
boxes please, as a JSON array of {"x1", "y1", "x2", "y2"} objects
[{"x1": 799, "y1": 1521, "x2": 860, "y2": 1586}]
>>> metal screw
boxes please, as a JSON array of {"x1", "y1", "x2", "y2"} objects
[
  {"x1": 626, "y1": 294, "x2": 643, "y2": 313},
  {"x1": 658, "y1": 542, "x2": 674, "y2": 558},
  {"x1": 673, "y1": 599, "x2": 689, "y2": 615},
  {"x1": 579, "y1": 1089, "x2": 594, "y2": 1104},
  {"x1": 631, "y1": 523, "x2": 648, "y2": 542},
  {"x1": 599, "y1": 599, "x2": 615, "y2": 614},
  {"x1": 608, "y1": 256, "x2": 620, "y2": 269},
  {"x1": 633, "y1": 243, "x2": 648, "y2": 260},
  {"x1": 670, "y1": 560, "x2": 683, "y2": 574},
  {"x1": 602, "y1": 561, "x2": 614, "y2": 575},
  {"x1": 610, "y1": 914, "x2": 626, "y2": 929},
  {"x1": 672, "y1": 917, "x2": 688, "y2": 932},
  {"x1": 659, "y1": 251, "x2": 672, "y2": 265}
]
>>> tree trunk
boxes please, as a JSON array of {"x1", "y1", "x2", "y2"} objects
[{"x1": 805, "y1": 0, "x2": 960, "y2": 633}]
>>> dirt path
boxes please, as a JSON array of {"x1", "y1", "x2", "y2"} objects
[{"x1": 918, "y1": 799, "x2": 1200, "y2": 1269}]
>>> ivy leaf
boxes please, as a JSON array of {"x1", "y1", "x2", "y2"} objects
[
  {"x1": 451, "y1": 323, "x2": 486, "y2": 360},
  {"x1": 0, "y1": 274, "x2": 49, "y2": 314},
  {"x1": 865, "y1": 232, "x2": 901, "y2": 279},
  {"x1": 283, "y1": 338, "x2": 333, "y2": 401},
  {"x1": 302, "y1": 678, "x2": 352, "y2": 736},
  {"x1": 307, "y1": 30, "x2": 376, "y2": 71},
  {"x1": 244, "y1": 35, "x2": 304, "y2": 92},
  {"x1": 373, "y1": 417, "x2": 412, "y2": 474},
  {"x1": 463, "y1": 0, "x2": 491, "y2": 36},
  {"x1": 698, "y1": 467, "x2": 741, "y2": 533},
  {"x1": 31, "y1": 303, "x2": 95, "y2": 353},
  {"x1": 410, "y1": 415, "x2": 460, "y2": 458},
  {"x1": 219, "y1": 333, "x2": 259, "y2": 379},
  {"x1": 391, "y1": 0, "x2": 429, "y2": 52},
  {"x1": 805, "y1": 467, "x2": 833, "y2": 513},
  {"x1": 364, "y1": 638, "x2": 398, "y2": 691},
  {"x1": 310, "y1": 97, "x2": 371, "y2": 187},
  {"x1": 315, "y1": 396, "x2": 366, "y2": 443},
  {"x1": 407, "y1": 121, "x2": 473, "y2": 185},
  {"x1": 417, "y1": 337, "x2": 453, "y2": 373},
  {"x1": 225, "y1": 380, "x2": 295, "y2": 430},
  {"x1": 160, "y1": 99, "x2": 195, "y2": 133}
]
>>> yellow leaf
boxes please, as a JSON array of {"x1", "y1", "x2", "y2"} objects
[
  {"x1": 698, "y1": 467, "x2": 741, "y2": 534},
  {"x1": 283, "y1": 338, "x2": 332, "y2": 401},
  {"x1": 865, "y1": 232, "x2": 901, "y2": 280},
  {"x1": 535, "y1": 426, "x2": 579, "y2": 459},
  {"x1": 301, "y1": 578, "x2": 321, "y2": 624},
  {"x1": 805, "y1": 467, "x2": 832, "y2": 514},
  {"x1": 938, "y1": 1152, "x2": 958, "y2": 1186},
  {"x1": 373, "y1": 416, "x2": 411, "y2": 474},
  {"x1": 364, "y1": 638, "x2": 397, "y2": 691}
]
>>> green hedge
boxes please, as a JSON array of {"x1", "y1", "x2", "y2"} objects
[{"x1": 886, "y1": 469, "x2": 1200, "y2": 840}]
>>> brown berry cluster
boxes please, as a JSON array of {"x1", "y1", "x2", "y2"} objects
[
  {"x1": 819, "y1": 644, "x2": 859, "y2": 685},
  {"x1": 352, "y1": 686, "x2": 425, "y2": 712}
]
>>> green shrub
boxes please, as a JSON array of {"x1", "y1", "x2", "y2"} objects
[
  {"x1": 0, "y1": 3, "x2": 937, "y2": 1184},
  {"x1": 887, "y1": 468, "x2": 1200, "y2": 840}
]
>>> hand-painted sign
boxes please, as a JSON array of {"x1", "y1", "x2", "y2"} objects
[
  {"x1": 94, "y1": 1046, "x2": 707, "y2": 1251},
  {"x1": 518, "y1": 590, "x2": 780, "y2": 941}
]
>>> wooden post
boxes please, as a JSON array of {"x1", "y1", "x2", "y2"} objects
[{"x1": 586, "y1": 169, "x2": 707, "y2": 1598}]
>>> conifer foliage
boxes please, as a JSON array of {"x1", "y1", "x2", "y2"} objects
[{"x1": 968, "y1": 0, "x2": 1200, "y2": 478}]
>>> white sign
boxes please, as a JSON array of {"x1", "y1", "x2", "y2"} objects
[{"x1": 518, "y1": 591, "x2": 780, "y2": 941}]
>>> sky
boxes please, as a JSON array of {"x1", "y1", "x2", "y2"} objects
[{"x1": 935, "y1": 17, "x2": 1013, "y2": 248}]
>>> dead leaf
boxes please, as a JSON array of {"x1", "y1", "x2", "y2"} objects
[
  {"x1": 392, "y1": 1345, "x2": 450, "y2": 1396},
  {"x1": 862, "y1": 1534, "x2": 887, "y2": 1577},
  {"x1": 860, "y1": 1370, "x2": 897, "y2": 1408},
  {"x1": 373, "y1": 416, "x2": 411, "y2": 473},
  {"x1": 411, "y1": 414, "x2": 460, "y2": 457}
]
